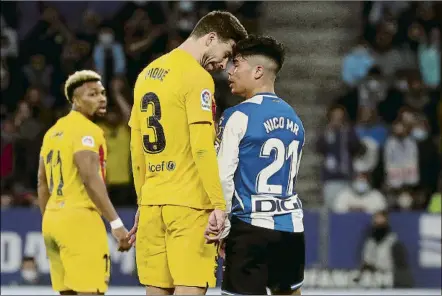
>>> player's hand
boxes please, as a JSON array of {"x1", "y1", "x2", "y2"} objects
[
  {"x1": 204, "y1": 209, "x2": 226, "y2": 244},
  {"x1": 127, "y1": 208, "x2": 140, "y2": 246},
  {"x1": 112, "y1": 226, "x2": 132, "y2": 252}
]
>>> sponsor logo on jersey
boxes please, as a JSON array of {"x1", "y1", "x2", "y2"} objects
[
  {"x1": 200, "y1": 89, "x2": 212, "y2": 111},
  {"x1": 251, "y1": 195, "x2": 302, "y2": 215},
  {"x1": 148, "y1": 161, "x2": 176, "y2": 172},
  {"x1": 81, "y1": 136, "x2": 95, "y2": 147}
]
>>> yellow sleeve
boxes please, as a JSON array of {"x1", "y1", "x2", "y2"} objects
[
  {"x1": 131, "y1": 127, "x2": 146, "y2": 205},
  {"x1": 189, "y1": 123, "x2": 226, "y2": 210},
  {"x1": 185, "y1": 72, "x2": 215, "y2": 125},
  {"x1": 72, "y1": 127, "x2": 102, "y2": 154}
]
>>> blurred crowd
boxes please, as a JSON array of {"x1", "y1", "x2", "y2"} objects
[
  {"x1": 319, "y1": 1, "x2": 441, "y2": 214},
  {"x1": 0, "y1": 1, "x2": 262, "y2": 208}
]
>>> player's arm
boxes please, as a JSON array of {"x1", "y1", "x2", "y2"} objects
[
  {"x1": 37, "y1": 156, "x2": 50, "y2": 216},
  {"x1": 186, "y1": 79, "x2": 225, "y2": 210},
  {"x1": 216, "y1": 110, "x2": 248, "y2": 215},
  {"x1": 74, "y1": 150, "x2": 121, "y2": 224},
  {"x1": 129, "y1": 86, "x2": 146, "y2": 204},
  {"x1": 130, "y1": 128, "x2": 146, "y2": 204}
]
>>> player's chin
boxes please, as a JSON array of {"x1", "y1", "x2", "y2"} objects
[{"x1": 96, "y1": 108, "x2": 107, "y2": 117}]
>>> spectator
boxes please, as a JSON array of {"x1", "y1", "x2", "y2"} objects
[
  {"x1": 356, "y1": 211, "x2": 414, "y2": 288},
  {"x1": 0, "y1": 193, "x2": 14, "y2": 209},
  {"x1": 22, "y1": 54, "x2": 53, "y2": 92},
  {"x1": 11, "y1": 257, "x2": 50, "y2": 286},
  {"x1": 355, "y1": 105, "x2": 388, "y2": 147},
  {"x1": 333, "y1": 172, "x2": 387, "y2": 214},
  {"x1": 98, "y1": 108, "x2": 133, "y2": 206},
  {"x1": 316, "y1": 105, "x2": 365, "y2": 208},
  {"x1": 0, "y1": 117, "x2": 17, "y2": 185},
  {"x1": 384, "y1": 119, "x2": 419, "y2": 191},
  {"x1": 0, "y1": 59, "x2": 9, "y2": 91},
  {"x1": 418, "y1": 27, "x2": 440, "y2": 89},
  {"x1": 93, "y1": 24, "x2": 126, "y2": 86},
  {"x1": 1, "y1": 15, "x2": 18, "y2": 58},
  {"x1": 358, "y1": 66, "x2": 389, "y2": 110},
  {"x1": 341, "y1": 38, "x2": 375, "y2": 87}
]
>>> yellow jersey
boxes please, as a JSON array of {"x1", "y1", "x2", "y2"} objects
[
  {"x1": 99, "y1": 123, "x2": 131, "y2": 185},
  {"x1": 129, "y1": 49, "x2": 217, "y2": 209},
  {"x1": 40, "y1": 110, "x2": 107, "y2": 211}
]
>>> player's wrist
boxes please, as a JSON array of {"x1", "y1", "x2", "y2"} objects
[{"x1": 110, "y1": 217, "x2": 124, "y2": 229}]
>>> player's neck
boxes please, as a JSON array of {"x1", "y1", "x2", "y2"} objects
[
  {"x1": 247, "y1": 85, "x2": 276, "y2": 99},
  {"x1": 177, "y1": 38, "x2": 204, "y2": 66},
  {"x1": 71, "y1": 106, "x2": 93, "y2": 121}
]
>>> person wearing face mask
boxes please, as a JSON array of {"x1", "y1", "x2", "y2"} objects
[
  {"x1": 411, "y1": 117, "x2": 439, "y2": 198},
  {"x1": 384, "y1": 120, "x2": 420, "y2": 191},
  {"x1": 341, "y1": 38, "x2": 375, "y2": 87},
  {"x1": 93, "y1": 25, "x2": 126, "y2": 86},
  {"x1": 11, "y1": 257, "x2": 50, "y2": 286},
  {"x1": 356, "y1": 211, "x2": 414, "y2": 288},
  {"x1": 333, "y1": 173, "x2": 387, "y2": 214}
]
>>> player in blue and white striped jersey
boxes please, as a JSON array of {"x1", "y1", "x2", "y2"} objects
[{"x1": 207, "y1": 36, "x2": 306, "y2": 295}]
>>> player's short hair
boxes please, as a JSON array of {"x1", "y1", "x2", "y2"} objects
[
  {"x1": 64, "y1": 70, "x2": 102, "y2": 103},
  {"x1": 190, "y1": 11, "x2": 248, "y2": 43},
  {"x1": 233, "y1": 35, "x2": 285, "y2": 73}
]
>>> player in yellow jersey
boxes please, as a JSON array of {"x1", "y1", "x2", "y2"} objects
[
  {"x1": 127, "y1": 11, "x2": 248, "y2": 295},
  {"x1": 37, "y1": 70, "x2": 132, "y2": 295}
]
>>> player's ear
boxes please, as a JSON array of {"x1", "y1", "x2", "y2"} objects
[
  {"x1": 205, "y1": 32, "x2": 216, "y2": 46},
  {"x1": 253, "y1": 65, "x2": 264, "y2": 80}
]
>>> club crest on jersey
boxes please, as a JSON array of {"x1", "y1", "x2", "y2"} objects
[
  {"x1": 200, "y1": 89, "x2": 212, "y2": 112},
  {"x1": 81, "y1": 136, "x2": 95, "y2": 147}
]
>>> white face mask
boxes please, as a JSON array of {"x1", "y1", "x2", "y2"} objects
[
  {"x1": 353, "y1": 180, "x2": 370, "y2": 194},
  {"x1": 398, "y1": 192, "x2": 413, "y2": 209},
  {"x1": 99, "y1": 33, "x2": 114, "y2": 45},
  {"x1": 411, "y1": 128, "x2": 428, "y2": 141},
  {"x1": 21, "y1": 269, "x2": 38, "y2": 282}
]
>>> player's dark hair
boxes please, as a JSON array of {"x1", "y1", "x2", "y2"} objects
[
  {"x1": 190, "y1": 11, "x2": 248, "y2": 43},
  {"x1": 233, "y1": 35, "x2": 285, "y2": 73}
]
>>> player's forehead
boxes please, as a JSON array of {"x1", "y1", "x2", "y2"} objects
[{"x1": 80, "y1": 80, "x2": 104, "y2": 93}]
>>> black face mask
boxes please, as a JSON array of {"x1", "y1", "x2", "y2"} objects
[{"x1": 371, "y1": 225, "x2": 390, "y2": 242}]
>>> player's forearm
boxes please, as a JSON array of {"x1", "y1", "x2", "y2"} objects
[
  {"x1": 37, "y1": 158, "x2": 49, "y2": 215},
  {"x1": 130, "y1": 129, "x2": 146, "y2": 205},
  {"x1": 84, "y1": 175, "x2": 120, "y2": 223},
  {"x1": 37, "y1": 179, "x2": 50, "y2": 215},
  {"x1": 189, "y1": 123, "x2": 226, "y2": 210}
]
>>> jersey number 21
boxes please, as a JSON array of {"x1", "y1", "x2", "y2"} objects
[{"x1": 256, "y1": 138, "x2": 302, "y2": 196}]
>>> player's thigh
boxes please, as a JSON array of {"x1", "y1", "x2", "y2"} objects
[
  {"x1": 42, "y1": 212, "x2": 69, "y2": 292},
  {"x1": 268, "y1": 231, "x2": 305, "y2": 293},
  {"x1": 221, "y1": 217, "x2": 269, "y2": 295},
  {"x1": 163, "y1": 206, "x2": 218, "y2": 288},
  {"x1": 56, "y1": 209, "x2": 110, "y2": 293},
  {"x1": 136, "y1": 205, "x2": 173, "y2": 288}
]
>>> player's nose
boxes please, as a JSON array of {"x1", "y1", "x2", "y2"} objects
[{"x1": 219, "y1": 58, "x2": 228, "y2": 70}]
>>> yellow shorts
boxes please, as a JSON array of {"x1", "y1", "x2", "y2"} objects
[
  {"x1": 136, "y1": 205, "x2": 217, "y2": 288},
  {"x1": 42, "y1": 208, "x2": 110, "y2": 293}
]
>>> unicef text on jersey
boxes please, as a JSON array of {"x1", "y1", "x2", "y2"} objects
[{"x1": 148, "y1": 161, "x2": 176, "y2": 173}]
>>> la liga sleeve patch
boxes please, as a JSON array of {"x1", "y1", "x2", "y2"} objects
[
  {"x1": 200, "y1": 89, "x2": 212, "y2": 112},
  {"x1": 81, "y1": 135, "x2": 95, "y2": 148}
]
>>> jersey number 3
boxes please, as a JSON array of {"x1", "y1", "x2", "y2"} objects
[
  {"x1": 141, "y1": 92, "x2": 166, "y2": 154},
  {"x1": 256, "y1": 138, "x2": 301, "y2": 196}
]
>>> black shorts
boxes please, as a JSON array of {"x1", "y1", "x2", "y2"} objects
[{"x1": 221, "y1": 216, "x2": 305, "y2": 295}]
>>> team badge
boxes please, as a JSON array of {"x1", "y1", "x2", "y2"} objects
[
  {"x1": 81, "y1": 136, "x2": 95, "y2": 147},
  {"x1": 200, "y1": 89, "x2": 212, "y2": 111}
]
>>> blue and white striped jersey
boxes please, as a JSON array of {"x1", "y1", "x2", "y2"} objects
[{"x1": 216, "y1": 93, "x2": 305, "y2": 233}]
